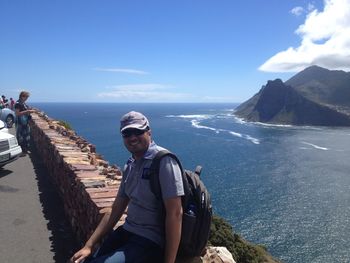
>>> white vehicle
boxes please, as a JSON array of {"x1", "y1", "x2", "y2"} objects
[{"x1": 0, "y1": 120, "x2": 22, "y2": 167}]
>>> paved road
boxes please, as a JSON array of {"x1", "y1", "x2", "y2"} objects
[{"x1": 0, "y1": 128, "x2": 78, "y2": 263}]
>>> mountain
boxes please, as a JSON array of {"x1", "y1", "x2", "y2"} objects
[
  {"x1": 286, "y1": 65, "x2": 350, "y2": 110},
  {"x1": 234, "y1": 66, "x2": 350, "y2": 126}
]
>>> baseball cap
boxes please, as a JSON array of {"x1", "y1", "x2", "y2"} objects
[{"x1": 120, "y1": 111, "x2": 150, "y2": 132}]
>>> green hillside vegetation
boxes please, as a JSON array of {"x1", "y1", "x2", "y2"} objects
[
  {"x1": 58, "y1": 120, "x2": 73, "y2": 130},
  {"x1": 209, "y1": 215, "x2": 280, "y2": 263}
]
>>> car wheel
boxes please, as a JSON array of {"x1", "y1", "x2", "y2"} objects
[{"x1": 5, "y1": 115, "x2": 14, "y2": 128}]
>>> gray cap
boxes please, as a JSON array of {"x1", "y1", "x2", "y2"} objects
[{"x1": 120, "y1": 111, "x2": 150, "y2": 132}]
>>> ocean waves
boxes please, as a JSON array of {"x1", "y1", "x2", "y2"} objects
[
  {"x1": 166, "y1": 113, "x2": 260, "y2": 144},
  {"x1": 301, "y1": 141, "x2": 329, "y2": 151}
]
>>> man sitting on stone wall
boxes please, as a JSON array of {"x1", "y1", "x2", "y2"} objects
[{"x1": 70, "y1": 111, "x2": 184, "y2": 263}]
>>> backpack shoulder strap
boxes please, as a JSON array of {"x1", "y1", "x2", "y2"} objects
[{"x1": 149, "y1": 150, "x2": 183, "y2": 200}]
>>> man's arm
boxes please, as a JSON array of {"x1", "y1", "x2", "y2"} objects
[
  {"x1": 70, "y1": 196, "x2": 129, "y2": 263},
  {"x1": 163, "y1": 196, "x2": 183, "y2": 263}
]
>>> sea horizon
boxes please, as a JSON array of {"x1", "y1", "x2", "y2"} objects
[{"x1": 31, "y1": 101, "x2": 243, "y2": 104}]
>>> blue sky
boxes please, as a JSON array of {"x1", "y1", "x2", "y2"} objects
[{"x1": 1, "y1": 0, "x2": 349, "y2": 103}]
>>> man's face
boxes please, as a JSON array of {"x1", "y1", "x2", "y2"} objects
[{"x1": 122, "y1": 128, "x2": 151, "y2": 159}]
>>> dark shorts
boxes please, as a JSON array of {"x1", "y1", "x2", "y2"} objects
[{"x1": 86, "y1": 226, "x2": 164, "y2": 263}]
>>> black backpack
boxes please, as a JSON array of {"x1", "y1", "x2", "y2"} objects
[{"x1": 149, "y1": 150, "x2": 212, "y2": 257}]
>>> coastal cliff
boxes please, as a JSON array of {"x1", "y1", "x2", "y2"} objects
[
  {"x1": 235, "y1": 66, "x2": 350, "y2": 126},
  {"x1": 29, "y1": 110, "x2": 280, "y2": 263}
]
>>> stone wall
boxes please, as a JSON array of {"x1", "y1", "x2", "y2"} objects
[
  {"x1": 30, "y1": 112, "x2": 125, "y2": 245},
  {"x1": 30, "y1": 111, "x2": 235, "y2": 263}
]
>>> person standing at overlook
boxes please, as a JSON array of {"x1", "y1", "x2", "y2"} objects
[
  {"x1": 1, "y1": 95, "x2": 8, "y2": 108},
  {"x1": 10, "y1": 97, "x2": 15, "y2": 110},
  {"x1": 70, "y1": 111, "x2": 184, "y2": 263},
  {"x1": 14, "y1": 91, "x2": 35, "y2": 155}
]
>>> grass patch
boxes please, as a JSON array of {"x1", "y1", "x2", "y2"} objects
[{"x1": 58, "y1": 120, "x2": 73, "y2": 130}]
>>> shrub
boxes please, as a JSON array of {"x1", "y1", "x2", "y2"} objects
[
  {"x1": 208, "y1": 214, "x2": 277, "y2": 263},
  {"x1": 58, "y1": 120, "x2": 73, "y2": 130}
]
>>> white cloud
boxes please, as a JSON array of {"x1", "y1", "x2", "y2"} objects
[
  {"x1": 260, "y1": 0, "x2": 350, "y2": 72},
  {"x1": 93, "y1": 68, "x2": 149, "y2": 75},
  {"x1": 97, "y1": 84, "x2": 192, "y2": 102},
  {"x1": 290, "y1": 6, "x2": 304, "y2": 16},
  {"x1": 308, "y1": 3, "x2": 316, "y2": 11}
]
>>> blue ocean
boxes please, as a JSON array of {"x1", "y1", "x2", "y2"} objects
[{"x1": 32, "y1": 103, "x2": 350, "y2": 263}]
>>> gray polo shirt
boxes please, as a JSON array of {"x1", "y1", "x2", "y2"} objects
[{"x1": 117, "y1": 141, "x2": 184, "y2": 246}]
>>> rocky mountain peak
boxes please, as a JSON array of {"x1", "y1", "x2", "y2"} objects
[{"x1": 235, "y1": 66, "x2": 350, "y2": 126}]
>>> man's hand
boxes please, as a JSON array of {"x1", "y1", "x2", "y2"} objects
[
  {"x1": 69, "y1": 246, "x2": 92, "y2": 263},
  {"x1": 69, "y1": 197, "x2": 129, "y2": 263}
]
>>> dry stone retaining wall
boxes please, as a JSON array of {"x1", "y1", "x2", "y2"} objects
[{"x1": 30, "y1": 112, "x2": 125, "y2": 245}]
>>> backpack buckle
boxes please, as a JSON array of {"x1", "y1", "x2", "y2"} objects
[{"x1": 195, "y1": 166, "x2": 202, "y2": 176}]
